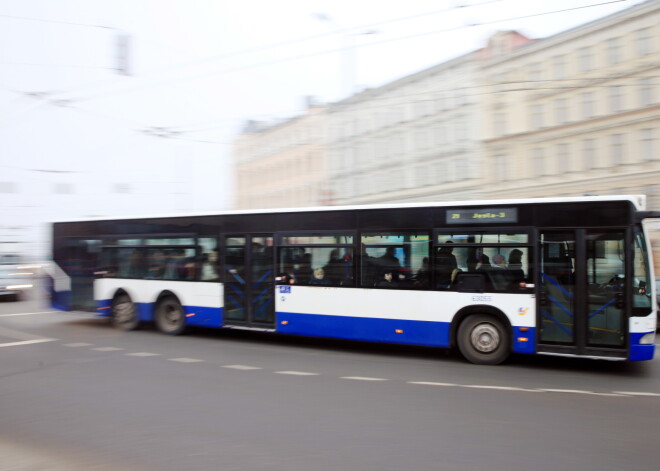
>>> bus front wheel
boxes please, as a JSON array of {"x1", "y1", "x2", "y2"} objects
[
  {"x1": 155, "y1": 297, "x2": 186, "y2": 336},
  {"x1": 457, "y1": 314, "x2": 510, "y2": 365},
  {"x1": 111, "y1": 293, "x2": 140, "y2": 331}
]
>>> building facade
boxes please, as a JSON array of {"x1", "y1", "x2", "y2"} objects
[
  {"x1": 232, "y1": 1, "x2": 660, "y2": 214},
  {"x1": 233, "y1": 103, "x2": 328, "y2": 209},
  {"x1": 325, "y1": 52, "x2": 484, "y2": 205},
  {"x1": 480, "y1": 0, "x2": 660, "y2": 208}
]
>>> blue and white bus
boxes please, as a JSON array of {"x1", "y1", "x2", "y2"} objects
[{"x1": 50, "y1": 195, "x2": 657, "y2": 364}]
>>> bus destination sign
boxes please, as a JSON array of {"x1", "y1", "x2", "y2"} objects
[{"x1": 446, "y1": 208, "x2": 518, "y2": 224}]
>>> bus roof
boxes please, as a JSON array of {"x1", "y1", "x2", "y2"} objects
[{"x1": 53, "y1": 194, "x2": 646, "y2": 224}]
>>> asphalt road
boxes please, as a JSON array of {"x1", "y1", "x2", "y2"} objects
[{"x1": 2, "y1": 290, "x2": 660, "y2": 471}]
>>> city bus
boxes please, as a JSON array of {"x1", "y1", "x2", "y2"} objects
[{"x1": 49, "y1": 195, "x2": 658, "y2": 365}]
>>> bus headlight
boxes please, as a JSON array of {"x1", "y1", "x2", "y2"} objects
[{"x1": 639, "y1": 332, "x2": 656, "y2": 345}]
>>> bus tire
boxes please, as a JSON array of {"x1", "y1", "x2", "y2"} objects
[
  {"x1": 111, "y1": 293, "x2": 140, "y2": 331},
  {"x1": 457, "y1": 314, "x2": 510, "y2": 365},
  {"x1": 155, "y1": 297, "x2": 186, "y2": 336}
]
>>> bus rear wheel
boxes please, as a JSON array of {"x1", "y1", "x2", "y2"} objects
[
  {"x1": 155, "y1": 297, "x2": 186, "y2": 335},
  {"x1": 112, "y1": 293, "x2": 140, "y2": 331},
  {"x1": 457, "y1": 314, "x2": 510, "y2": 365}
]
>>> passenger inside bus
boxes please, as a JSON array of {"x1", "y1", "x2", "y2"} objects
[
  {"x1": 435, "y1": 242, "x2": 457, "y2": 289},
  {"x1": 309, "y1": 267, "x2": 332, "y2": 286},
  {"x1": 375, "y1": 270, "x2": 398, "y2": 288}
]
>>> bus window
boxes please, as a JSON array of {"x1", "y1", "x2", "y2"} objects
[
  {"x1": 163, "y1": 248, "x2": 196, "y2": 281},
  {"x1": 199, "y1": 237, "x2": 219, "y2": 281},
  {"x1": 435, "y1": 234, "x2": 531, "y2": 292},
  {"x1": 361, "y1": 233, "x2": 430, "y2": 289},
  {"x1": 277, "y1": 233, "x2": 354, "y2": 287},
  {"x1": 633, "y1": 229, "x2": 652, "y2": 313}
]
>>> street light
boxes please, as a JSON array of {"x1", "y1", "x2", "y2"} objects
[{"x1": 313, "y1": 13, "x2": 378, "y2": 98}]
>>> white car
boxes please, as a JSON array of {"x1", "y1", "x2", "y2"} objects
[{"x1": 0, "y1": 254, "x2": 35, "y2": 301}]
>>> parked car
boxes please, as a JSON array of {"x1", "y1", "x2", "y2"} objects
[{"x1": 0, "y1": 254, "x2": 35, "y2": 301}]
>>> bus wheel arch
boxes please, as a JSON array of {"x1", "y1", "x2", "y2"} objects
[
  {"x1": 111, "y1": 290, "x2": 140, "y2": 331},
  {"x1": 154, "y1": 292, "x2": 186, "y2": 336},
  {"x1": 452, "y1": 306, "x2": 511, "y2": 365}
]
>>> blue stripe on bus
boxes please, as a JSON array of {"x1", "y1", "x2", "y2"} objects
[
  {"x1": 276, "y1": 311, "x2": 451, "y2": 346},
  {"x1": 96, "y1": 299, "x2": 112, "y2": 317},
  {"x1": 276, "y1": 312, "x2": 536, "y2": 354},
  {"x1": 275, "y1": 311, "x2": 536, "y2": 354},
  {"x1": 96, "y1": 299, "x2": 223, "y2": 328}
]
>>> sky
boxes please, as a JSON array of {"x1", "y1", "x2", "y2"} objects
[{"x1": 0, "y1": 0, "x2": 647, "y2": 224}]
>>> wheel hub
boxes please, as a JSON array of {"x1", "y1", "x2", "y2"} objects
[{"x1": 471, "y1": 323, "x2": 500, "y2": 353}]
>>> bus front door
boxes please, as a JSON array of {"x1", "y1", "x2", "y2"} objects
[
  {"x1": 223, "y1": 235, "x2": 275, "y2": 328},
  {"x1": 538, "y1": 230, "x2": 627, "y2": 357}
]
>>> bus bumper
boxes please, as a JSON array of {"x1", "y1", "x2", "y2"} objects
[{"x1": 629, "y1": 331, "x2": 656, "y2": 361}]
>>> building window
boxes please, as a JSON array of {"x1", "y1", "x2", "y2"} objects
[
  {"x1": 578, "y1": 46, "x2": 593, "y2": 73},
  {"x1": 528, "y1": 62, "x2": 542, "y2": 82},
  {"x1": 435, "y1": 94, "x2": 447, "y2": 112},
  {"x1": 557, "y1": 143, "x2": 570, "y2": 173},
  {"x1": 554, "y1": 98, "x2": 569, "y2": 125},
  {"x1": 640, "y1": 77, "x2": 655, "y2": 107},
  {"x1": 416, "y1": 165, "x2": 429, "y2": 187},
  {"x1": 641, "y1": 129, "x2": 655, "y2": 161},
  {"x1": 54, "y1": 183, "x2": 74, "y2": 194},
  {"x1": 530, "y1": 104, "x2": 544, "y2": 129},
  {"x1": 552, "y1": 55, "x2": 566, "y2": 80},
  {"x1": 455, "y1": 121, "x2": 468, "y2": 141},
  {"x1": 607, "y1": 37, "x2": 621, "y2": 65},
  {"x1": 114, "y1": 183, "x2": 132, "y2": 194},
  {"x1": 494, "y1": 154, "x2": 507, "y2": 182},
  {"x1": 414, "y1": 100, "x2": 429, "y2": 119},
  {"x1": 493, "y1": 112, "x2": 507, "y2": 136},
  {"x1": 637, "y1": 28, "x2": 652, "y2": 56},
  {"x1": 532, "y1": 148, "x2": 545, "y2": 176},
  {"x1": 435, "y1": 125, "x2": 447, "y2": 146},
  {"x1": 609, "y1": 85, "x2": 624, "y2": 113},
  {"x1": 414, "y1": 130, "x2": 429, "y2": 152},
  {"x1": 0, "y1": 181, "x2": 18, "y2": 193},
  {"x1": 581, "y1": 92, "x2": 596, "y2": 119},
  {"x1": 455, "y1": 88, "x2": 468, "y2": 107},
  {"x1": 583, "y1": 139, "x2": 597, "y2": 169},
  {"x1": 611, "y1": 134, "x2": 625, "y2": 167}
]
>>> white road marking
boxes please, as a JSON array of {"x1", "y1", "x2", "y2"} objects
[
  {"x1": 463, "y1": 384, "x2": 542, "y2": 392},
  {"x1": 341, "y1": 376, "x2": 388, "y2": 381},
  {"x1": 63, "y1": 342, "x2": 94, "y2": 347},
  {"x1": 408, "y1": 381, "x2": 460, "y2": 387},
  {"x1": 222, "y1": 365, "x2": 263, "y2": 370},
  {"x1": 0, "y1": 311, "x2": 58, "y2": 317},
  {"x1": 536, "y1": 388, "x2": 627, "y2": 397},
  {"x1": 275, "y1": 371, "x2": 319, "y2": 376},
  {"x1": 0, "y1": 325, "x2": 49, "y2": 341},
  {"x1": 92, "y1": 347, "x2": 124, "y2": 352},
  {"x1": 538, "y1": 388, "x2": 603, "y2": 395},
  {"x1": 169, "y1": 357, "x2": 204, "y2": 363},
  {"x1": 125, "y1": 352, "x2": 161, "y2": 357},
  {"x1": 410, "y1": 382, "x2": 638, "y2": 396},
  {"x1": 613, "y1": 391, "x2": 660, "y2": 397},
  {"x1": 0, "y1": 338, "x2": 57, "y2": 348}
]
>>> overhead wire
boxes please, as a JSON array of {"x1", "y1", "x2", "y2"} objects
[
  {"x1": 62, "y1": 0, "x2": 632, "y2": 104},
  {"x1": 0, "y1": 0, "x2": 638, "y2": 138},
  {"x1": 0, "y1": 0, "x2": 508, "y2": 101}
]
